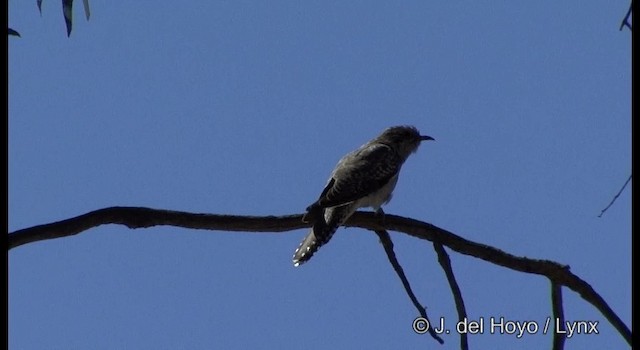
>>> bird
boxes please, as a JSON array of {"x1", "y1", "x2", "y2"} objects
[{"x1": 293, "y1": 125, "x2": 434, "y2": 266}]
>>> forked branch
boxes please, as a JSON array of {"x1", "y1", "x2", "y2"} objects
[
  {"x1": 619, "y1": 1, "x2": 633, "y2": 31},
  {"x1": 7, "y1": 207, "x2": 631, "y2": 346}
]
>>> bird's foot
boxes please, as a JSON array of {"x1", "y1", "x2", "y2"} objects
[
  {"x1": 302, "y1": 204, "x2": 322, "y2": 223},
  {"x1": 375, "y1": 208, "x2": 386, "y2": 228}
]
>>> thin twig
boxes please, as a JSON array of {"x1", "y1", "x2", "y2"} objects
[
  {"x1": 551, "y1": 282, "x2": 566, "y2": 350},
  {"x1": 598, "y1": 174, "x2": 632, "y2": 217},
  {"x1": 619, "y1": 1, "x2": 633, "y2": 31},
  {"x1": 374, "y1": 229, "x2": 444, "y2": 344},
  {"x1": 433, "y1": 242, "x2": 468, "y2": 350}
]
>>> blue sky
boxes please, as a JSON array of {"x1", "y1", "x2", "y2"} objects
[{"x1": 9, "y1": 1, "x2": 631, "y2": 349}]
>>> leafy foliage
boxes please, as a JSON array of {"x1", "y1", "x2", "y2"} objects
[{"x1": 37, "y1": 0, "x2": 91, "y2": 36}]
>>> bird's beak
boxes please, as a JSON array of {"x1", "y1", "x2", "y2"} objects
[{"x1": 420, "y1": 135, "x2": 435, "y2": 141}]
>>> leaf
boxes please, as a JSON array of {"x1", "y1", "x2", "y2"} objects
[
  {"x1": 38, "y1": 0, "x2": 90, "y2": 36},
  {"x1": 83, "y1": 0, "x2": 90, "y2": 20},
  {"x1": 62, "y1": 0, "x2": 73, "y2": 37},
  {"x1": 8, "y1": 28, "x2": 21, "y2": 37}
]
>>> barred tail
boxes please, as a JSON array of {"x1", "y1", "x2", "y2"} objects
[
  {"x1": 292, "y1": 205, "x2": 354, "y2": 267},
  {"x1": 292, "y1": 220, "x2": 338, "y2": 266}
]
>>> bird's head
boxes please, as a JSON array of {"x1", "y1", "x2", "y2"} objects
[{"x1": 377, "y1": 125, "x2": 434, "y2": 158}]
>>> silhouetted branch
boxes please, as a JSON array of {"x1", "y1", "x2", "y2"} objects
[
  {"x1": 374, "y1": 229, "x2": 444, "y2": 344},
  {"x1": 7, "y1": 207, "x2": 631, "y2": 345},
  {"x1": 551, "y1": 282, "x2": 566, "y2": 350},
  {"x1": 8, "y1": 207, "x2": 306, "y2": 249},
  {"x1": 434, "y1": 242, "x2": 468, "y2": 350},
  {"x1": 599, "y1": 174, "x2": 632, "y2": 217},
  {"x1": 619, "y1": 1, "x2": 633, "y2": 31},
  {"x1": 349, "y1": 213, "x2": 631, "y2": 346}
]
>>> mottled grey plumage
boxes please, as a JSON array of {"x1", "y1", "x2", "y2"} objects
[{"x1": 293, "y1": 125, "x2": 434, "y2": 266}]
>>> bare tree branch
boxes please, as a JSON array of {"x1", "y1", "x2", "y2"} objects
[
  {"x1": 7, "y1": 206, "x2": 632, "y2": 345},
  {"x1": 599, "y1": 174, "x2": 632, "y2": 217},
  {"x1": 551, "y1": 282, "x2": 566, "y2": 350},
  {"x1": 619, "y1": 1, "x2": 633, "y2": 31},
  {"x1": 348, "y1": 213, "x2": 631, "y2": 345},
  {"x1": 8, "y1": 207, "x2": 306, "y2": 249},
  {"x1": 434, "y1": 242, "x2": 468, "y2": 350},
  {"x1": 374, "y1": 229, "x2": 444, "y2": 344}
]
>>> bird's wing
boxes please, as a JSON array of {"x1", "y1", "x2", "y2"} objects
[{"x1": 312, "y1": 143, "x2": 400, "y2": 209}]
